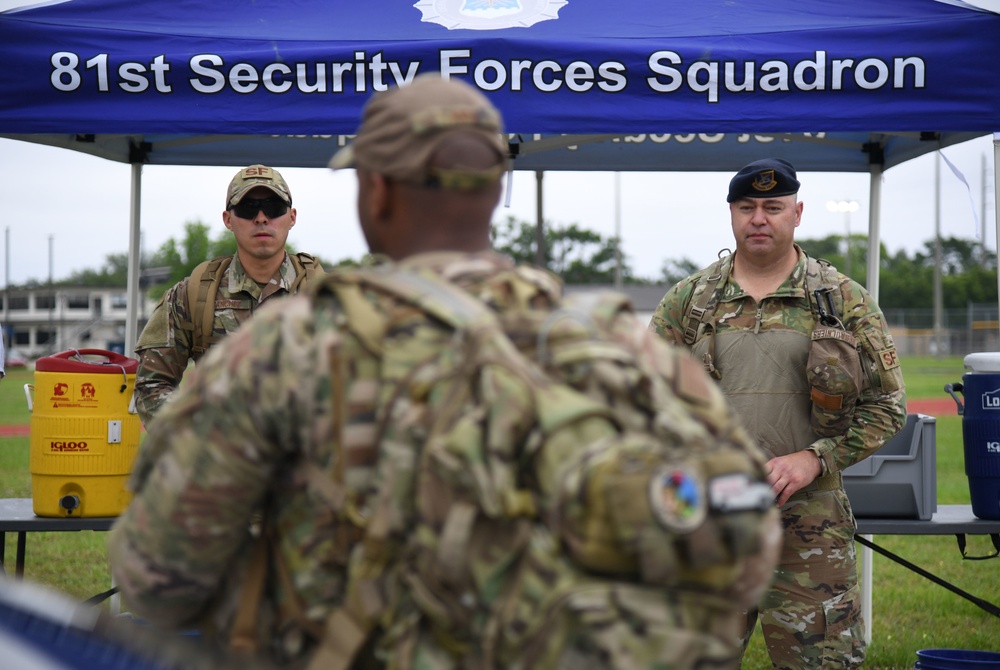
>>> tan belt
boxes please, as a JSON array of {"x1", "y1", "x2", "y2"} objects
[{"x1": 796, "y1": 471, "x2": 842, "y2": 495}]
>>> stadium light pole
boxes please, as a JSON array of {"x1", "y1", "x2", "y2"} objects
[{"x1": 826, "y1": 199, "x2": 860, "y2": 277}]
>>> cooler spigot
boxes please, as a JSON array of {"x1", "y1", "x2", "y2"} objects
[{"x1": 59, "y1": 495, "x2": 81, "y2": 515}]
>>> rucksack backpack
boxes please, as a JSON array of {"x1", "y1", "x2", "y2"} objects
[
  {"x1": 186, "y1": 252, "x2": 319, "y2": 357},
  {"x1": 298, "y1": 265, "x2": 781, "y2": 670}
]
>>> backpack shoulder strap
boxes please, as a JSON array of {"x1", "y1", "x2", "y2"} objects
[
  {"x1": 681, "y1": 256, "x2": 729, "y2": 346},
  {"x1": 304, "y1": 267, "x2": 509, "y2": 670},
  {"x1": 315, "y1": 268, "x2": 463, "y2": 358},
  {"x1": 290, "y1": 252, "x2": 320, "y2": 293},
  {"x1": 355, "y1": 268, "x2": 554, "y2": 386},
  {"x1": 187, "y1": 255, "x2": 232, "y2": 357},
  {"x1": 373, "y1": 268, "x2": 493, "y2": 325}
]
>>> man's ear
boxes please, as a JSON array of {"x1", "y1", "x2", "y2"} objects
[
  {"x1": 369, "y1": 172, "x2": 391, "y2": 220},
  {"x1": 357, "y1": 169, "x2": 391, "y2": 223}
]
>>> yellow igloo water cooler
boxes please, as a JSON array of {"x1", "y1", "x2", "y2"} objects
[{"x1": 25, "y1": 349, "x2": 140, "y2": 518}]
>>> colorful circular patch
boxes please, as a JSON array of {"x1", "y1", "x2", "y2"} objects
[{"x1": 648, "y1": 464, "x2": 706, "y2": 533}]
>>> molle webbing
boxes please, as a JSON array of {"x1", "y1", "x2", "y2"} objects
[
  {"x1": 187, "y1": 252, "x2": 319, "y2": 357},
  {"x1": 681, "y1": 255, "x2": 844, "y2": 353},
  {"x1": 682, "y1": 260, "x2": 726, "y2": 346}
]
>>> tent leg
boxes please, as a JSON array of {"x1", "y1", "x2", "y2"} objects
[
  {"x1": 861, "y1": 534, "x2": 873, "y2": 645},
  {"x1": 124, "y1": 163, "x2": 143, "y2": 358},
  {"x1": 994, "y1": 133, "x2": 1000, "y2": 343},
  {"x1": 535, "y1": 170, "x2": 545, "y2": 268},
  {"x1": 866, "y1": 164, "x2": 883, "y2": 301},
  {"x1": 860, "y1": 161, "x2": 883, "y2": 645}
]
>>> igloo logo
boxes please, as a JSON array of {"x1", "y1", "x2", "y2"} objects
[{"x1": 414, "y1": 0, "x2": 568, "y2": 31}]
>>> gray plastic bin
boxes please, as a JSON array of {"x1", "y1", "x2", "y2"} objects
[{"x1": 843, "y1": 413, "x2": 937, "y2": 520}]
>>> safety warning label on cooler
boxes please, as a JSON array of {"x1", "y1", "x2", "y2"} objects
[{"x1": 49, "y1": 380, "x2": 100, "y2": 408}]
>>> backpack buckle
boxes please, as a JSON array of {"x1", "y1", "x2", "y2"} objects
[{"x1": 813, "y1": 288, "x2": 844, "y2": 328}]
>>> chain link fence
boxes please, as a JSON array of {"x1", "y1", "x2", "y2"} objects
[{"x1": 884, "y1": 303, "x2": 1000, "y2": 357}]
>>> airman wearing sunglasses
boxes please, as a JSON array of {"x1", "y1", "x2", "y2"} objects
[{"x1": 132, "y1": 164, "x2": 324, "y2": 426}]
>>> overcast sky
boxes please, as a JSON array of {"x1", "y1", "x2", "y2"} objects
[{"x1": 0, "y1": 134, "x2": 995, "y2": 288}]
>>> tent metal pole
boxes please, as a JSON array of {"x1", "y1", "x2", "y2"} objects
[
  {"x1": 994, "y1": 133, "x2": 1000, "y2": 343},
  {"x1": 859, "y1": 162, "x2": 882, "y2": 646},
  {"x1": 865, "y1": 164, "x2": 883, "y2": 301},
  {"x1": 535, "y1": 171, "x2": 545, "y2": 268},
  {"x1": 614, "y1": 172, "x2": 622, "y2": 290},
  {"x1": 125, "y1": 163, "x2": 143, "y2": 359}
]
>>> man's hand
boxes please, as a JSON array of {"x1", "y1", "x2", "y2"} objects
[{"x1": 766, "y1": 450, "x2": 823, "y2": 506}]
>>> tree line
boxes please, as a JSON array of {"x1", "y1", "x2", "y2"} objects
[{"x1": 19, "y1": 217, "x2": 998, "y2": 312}]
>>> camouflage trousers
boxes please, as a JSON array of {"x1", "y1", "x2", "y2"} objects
[{"x1": 740, "y1": 488, "x2": 865, "y2": 669}]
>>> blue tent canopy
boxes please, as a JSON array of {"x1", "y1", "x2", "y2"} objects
[
  {"x1": 1, "y1": 0, "x2": 999, "y2": 350},
  {"x1": 2, "y1": 0, "x2": 999, "y2": 171},
  {"x1": 0, "y1": 130, "x2": 987, "y2": 173},
  {"x1": 1, "y1": 3, "x2": 999, "y2": 659}
]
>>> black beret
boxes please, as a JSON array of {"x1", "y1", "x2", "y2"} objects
[{"x1": 727, "y1": 158, "x2": 800, "y2": 203}]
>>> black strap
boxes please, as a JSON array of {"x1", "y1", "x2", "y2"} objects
[
  {"x1": 682, "y1": 258, "x2": 726, "y2": 346},
  {"x1": 83, "y1": 585, "x2": 120, "y2": 607},
  {"x1": 855, "y1": 534, "x2": 1000, "y2": 618},
  {"x1": 956, "y1": 532, "x2": 1000, "y2": 560}
]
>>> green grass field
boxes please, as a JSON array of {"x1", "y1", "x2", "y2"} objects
[{"x1": 2, "y1": 357, "x2": 998, "y2": 668}]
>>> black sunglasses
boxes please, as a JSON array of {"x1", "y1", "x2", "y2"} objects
[{"x1": 231, "y1": 197, "x2": 288, "y2": 219}]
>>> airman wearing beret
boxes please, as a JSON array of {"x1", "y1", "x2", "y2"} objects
[
  {"x1": 726, "y1": 157, "x2": 801, "y2": 202},
  {"x1": 650, "y1": 158, "x2": 905, "y2": 669}
]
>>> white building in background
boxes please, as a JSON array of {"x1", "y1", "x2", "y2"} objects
[
  {"x1": 4, "y1": 281, "x2": 987, "y2": 363},
  {"x1": 1, "y1": 283, "x2": 668, "y2": 363},
  {"x1": 1, "y1": 286, "x2": 156, "y2": 360}
]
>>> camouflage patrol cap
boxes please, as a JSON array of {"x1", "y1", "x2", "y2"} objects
[
  {"x1": 727, "y1": 158, "x2": 800, "y2": 203},
  {"x1": 226, "y1": 165, "x2": 292, "y2": 208},
  {"x1": 328, "y1": 74, "x2": 508, "y2": 190}
]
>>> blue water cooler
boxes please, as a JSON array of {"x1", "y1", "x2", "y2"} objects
[{"x1": 946, "y1": 353, "x2": 1000, "y2": 520}]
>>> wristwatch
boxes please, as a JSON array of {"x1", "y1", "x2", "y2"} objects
[{"x1": 809, "y1": 447, "x2": 827, "y2": 477}]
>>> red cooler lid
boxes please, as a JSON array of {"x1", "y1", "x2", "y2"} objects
[{"x1": 34, "y1": 349, "x2": 139, "y2": 374}]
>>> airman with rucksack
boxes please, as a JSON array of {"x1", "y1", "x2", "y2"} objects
[
  {"x1": 110, "y1": 76, "x2": 781, "y2": 669},
  {"x1": 132, "y1": 165, "x2": 323, "y2": 425}
]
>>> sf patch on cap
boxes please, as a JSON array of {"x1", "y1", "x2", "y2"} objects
[
  {"x1": 227, "y1": 165, "x2": 292, "y2": 208},
  {"x1": 727, "y1": 158, "x2": 800, "y2": 203}
]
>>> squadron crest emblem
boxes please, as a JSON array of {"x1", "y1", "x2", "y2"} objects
[
  {"x1": 751, "y1": 169, "x2": 779, "y2": 193},
  {"x1": 414, "y1": 0, "x2": 567, "y2": 30}
]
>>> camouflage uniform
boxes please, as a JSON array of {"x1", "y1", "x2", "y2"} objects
[
  {"x1": 649, "y1": 246, "x2": 906, "y2": 669},
  {"x1": 109, "y1": 250, "x2": 772, "y2": 669},
  {"x1": 133, "y1": 252, "x2": 321, "y2": 425}
]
